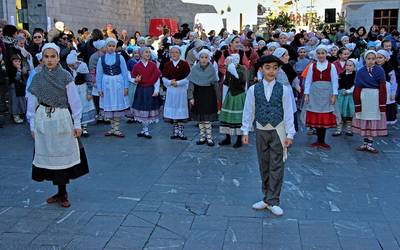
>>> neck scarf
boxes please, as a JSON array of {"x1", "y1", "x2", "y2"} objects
[
  {"x1": 355, "y1": 65, "x2": 385, "y2": 89},
  {"x1": 187, "y1": 62, "x2": 218, "y2": 86},
  {"x1": 29, "y1": 64, "x2": 74, "y2": 108}
]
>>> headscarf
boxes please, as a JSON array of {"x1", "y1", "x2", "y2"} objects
[
  {"x1": 267, "y1": 42, "x2": 280, "y2": 50},
  {"x1": 66, "y1": 50, "x2": 78, "y2": 65},
  {"x1": 196, "y1": 49, "x2": 212, "y2": 61},
  {"x1": 347, "y1": 58, "x2": 358, "y2": 68},
  {"x1": 316, "y1": 45, "x2": 328, "y2": 53},
  {"x1": 272, "y1": 47, "x2": 287, "y2": 59},
  {"x1": 376, "y1": 49, "x2": 390, "y2": 59},
  {"x1": 139, "y1": 46, "x2": 150, "y2": 57},
  {"x1": 363, "y1": 50, "x2": 377, "y2": 60},
  {"x1": 105, "y1": 37, "x2": 117, "y2": 46},
  {"x1": 93, "y1": 40, "x2": 106, "y2": 50},
  {"x1": 42, "y1": 42, "x2": 60, "y2": 55}
]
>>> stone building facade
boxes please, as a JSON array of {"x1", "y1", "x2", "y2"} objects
[
  {"x1": 342, "y1": 0, "x2": 399, "y2": 31},
  {"x1": 0, "y1": 0, "x2": 216, "y2": 35}
]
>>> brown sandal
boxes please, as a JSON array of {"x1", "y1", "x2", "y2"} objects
[
  {"x1": 113, "y1": 130, "x2": 125, "y2": 138},
  {"x1": 46, "y1": 194, "x2": 59, "y2": 204},
  {"x1": 58, "y1": 194, "x2": 71, "y2": 208}
]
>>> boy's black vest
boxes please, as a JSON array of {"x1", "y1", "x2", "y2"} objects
[{"x1": 254, "y1": 81, "x2": 284, "y2": 127}]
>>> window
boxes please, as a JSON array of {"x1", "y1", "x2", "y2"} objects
[
  {"x1": 374, "y1": 9, "x2": 398, "y2": 32},
  {"x1": 325, "y1": 8, "x2": 336, "y2": 23}
]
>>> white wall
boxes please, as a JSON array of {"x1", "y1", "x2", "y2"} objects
[{"x1": 343, "y1": 1, "x2": 400, "y2": 29}]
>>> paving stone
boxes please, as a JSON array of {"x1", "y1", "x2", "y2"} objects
[
  {"x1": 183, "y1": 229, "x2": 225, "y2": 250},
  {"x1": 79, "y1": 215, "x2": 125, "y2": 237},
  {"x1": 191, "y1": 215, "x2": 228, "y2": 231},
  {"x1": 65, "y1": 235, "x2": 111, "y2": 250},
  {"x1": 144, "y1": 238, "x2": 185, "y2": 250},
  {"x1": 1, "y1": 116, "x2": 400, "y2": 249},
  {"x1": 106, "y1": 226, "x2": 153, "y2": 249}
]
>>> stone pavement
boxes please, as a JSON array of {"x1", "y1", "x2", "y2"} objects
[{"x1": 1, "y1": 120, "x2": 400, "y2": 250}]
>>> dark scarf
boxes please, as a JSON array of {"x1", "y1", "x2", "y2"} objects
[
  {"x1": 281, "y1": 63, "x2": 297, "y2": 84},
  {"x1": 29, "y1": 64, "x2": 74, "y2": 108}
]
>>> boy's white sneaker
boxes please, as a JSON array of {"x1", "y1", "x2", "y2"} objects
[
  {"x1": 252, "y1": 200, "x2": 269, "y2": 210},
  {"x1": 267, "y1": 205, "x2": 284, "y2": 216}
]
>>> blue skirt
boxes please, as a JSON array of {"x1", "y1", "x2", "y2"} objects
[{"x1": 132, "y1": 85, "x2": 162, "y2": 123}]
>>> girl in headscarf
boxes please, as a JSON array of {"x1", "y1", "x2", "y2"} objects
[
  {"x1": 67, "y1": 50, "x2": 96, "y2": 136},
  {"x1": 162, "y1": 46, "x2": 191, "y2": 140},
  {"x1": 219, "y1": 53, "x2": 246, "y2": 148},
  {"x1": 376, "y1": 50, "x2": 397, "y2": 125},
  {"x1": 27, "y1": 43, "x2": 89, "y2": 208},
  {"x1": 333, "y1": 58, "x2": 357, "y2": 136},
  {"x1": 303, "y1": 45, "x2": 339, "y2": 149},
  {"x1": 131, "y1": 47, "x2": 162, "y2": 139},
  {"x1": 188, "y1": 49, "x2": 219, "y2": 146},
  {"x1": 88, "y1": 39, "x2": 106, "y2": 122},
  {"x1": 352, "y1": 50, "x2": 387, "y2": 153},
  {"x1": 96, "y1": 37, "x2": 130, "y2": 137},
  {"x1": 273, "y1": 48, "x2": 299, "y2": 130}
]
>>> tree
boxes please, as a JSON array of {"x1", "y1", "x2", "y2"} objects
[{"x1": 264, "y1": 11, "x2": 295, "y2": 31}]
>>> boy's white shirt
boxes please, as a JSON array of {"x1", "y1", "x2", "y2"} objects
[{"x1": 241, "y1": 79, "x2": 296, "y2": 140}]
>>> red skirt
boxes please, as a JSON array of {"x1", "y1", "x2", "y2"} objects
[{"x1": 306, "y1": 111, "x2": 337, "y2": 128}]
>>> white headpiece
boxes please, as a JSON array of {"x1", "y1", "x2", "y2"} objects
[
  {"x1": 66, "y1": 50, "x2": 78, "y2": 65},
  {"x1": 363, "y1": 50, "x2": 377, "y2": 60},
  {"x1": 376, "y1": 49, "x2": 390, "y2": 59},
  {"x1": 347, "y1": 58, "x2": 358, "y2": 68},
  {"x1": 267, "y1": 42, "x2": 280, "y2": 50},
  {"x1": 197, "y1": 49, "x2": 212, "y2": 60},
  {"x1": 93, "y1": 40, "x2": 106, "y2": 50},
  {"x1": 41, "y1": 43, "x2": 60, "y2": 55},
  {"x1": 272, "y1": 47, "x2": 287, "y2": 58},
  {"x1": 105, "y1": 37, "x2": 118, "y2": 45},
  {"x1": 316, "y1": 44, "x2": 328, "y2": 53}
]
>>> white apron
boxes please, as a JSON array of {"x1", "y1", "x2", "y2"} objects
[
  {"x1": 76, "y1": 83, "x2": 96, "y2": 124},
  {"x1": 355, "y1": 88, "x2": 380, "y2": 120},
  {"x1": 164, "y1": 85, "x2": 189, "y2": 120},
  {"x1": 33, "y1": 106, "x2": 80, "y2": 170}
]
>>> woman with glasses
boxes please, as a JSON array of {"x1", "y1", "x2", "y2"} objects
[{"x1": 28, "y1": 28, "x2": 45, "y2": 67}]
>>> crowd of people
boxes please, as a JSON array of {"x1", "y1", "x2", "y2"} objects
[{"x1": 0, "y1": 19, "x2": 399, "y2": 213}]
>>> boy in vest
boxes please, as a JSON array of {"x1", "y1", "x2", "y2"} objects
[{"x1": 241, "y1": 55, "x2": 296, "y2": 216}]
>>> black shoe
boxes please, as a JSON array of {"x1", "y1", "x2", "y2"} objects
[
  {"x1": 177, "y1": 135, "x2": 187, "y2": 140},
  {"x1": 207, "y1": 140, "x2": 215, "y2": 147},
  {"x1": 218, "y1": 135, "x2": 231, "y2": 146},
  {"x1": 126, "y1": 118, "x2": 135, "y2": 124},
  {"x1": 144, "y1": 133, "x2": 152, "y2": 139},
  {"x1": 170, "y1": 135, "x2": 179, "y2": 139},
  {"x1": 196, "y1": 139, "x2": 206, "y2": 145},
  {"x1": 345, "y1": 132, "x2": 353, "y2": 136},
  {"x1": 137, "y1": 132, "x2": 145, "y2": 137},
  {"x1": 233, "y1": 136, "x2": 242, "y2": 148}
]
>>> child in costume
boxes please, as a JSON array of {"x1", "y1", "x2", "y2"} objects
[
  {"x1": 131, "y1": 47, "x2": 162, "y2": 139},
  {"x1": 96, "y1": 38, "x2": 130, "y2": 137},
  {"x1": 333, "y1": 58, "x2": 357, "y2": 136},
  {"x1": 219, "y1": 54, "x2": 246, "y2": 148},
  {"x1": 67, "y1": 50, "x2": 96, "y2": 136},
  {"x1": 187, "y1": 49, "x2": 219, "y2": 146},
  {"x1": 162, "y1": 46, "x2": 191, "y2": 140},
  {"x1": 304, "y1": 45, "x2": 338, "y2": 149},
  {"x1": 352, "y1": 50, "x2": 387, "y2": 153},
  {"x1": 241, "y1": 55, "x2": 295, "y2": 216}
]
